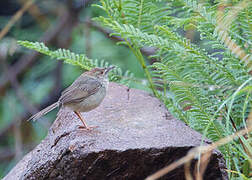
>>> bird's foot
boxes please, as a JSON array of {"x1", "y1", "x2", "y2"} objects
[{"x1": 75, "y1": 125, "x2": 98, "y2": 131}]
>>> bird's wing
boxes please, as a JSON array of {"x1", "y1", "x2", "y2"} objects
[
  {"x1": 59, "y1": 76, "x2": 102, "y2": 104},
  {"x1": 60, "y1": 75, "x2": 84, "y2": 95}
]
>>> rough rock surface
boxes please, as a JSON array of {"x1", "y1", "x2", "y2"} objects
[{"x1": 4, "y1": 83, "x2": 227, "y2": 180}]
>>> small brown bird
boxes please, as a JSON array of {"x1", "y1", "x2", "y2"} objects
[{"x1": 29, "y1": 66, "x2": 115, "y2": 129}]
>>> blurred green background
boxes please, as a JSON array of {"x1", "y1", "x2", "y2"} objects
[{"x1": 0, "y1": 0, "x2": 146, "y2": 177}]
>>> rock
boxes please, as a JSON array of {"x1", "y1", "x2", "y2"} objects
[{"x1": 4, "y1": 83, "x2": 227, "y2": 180}]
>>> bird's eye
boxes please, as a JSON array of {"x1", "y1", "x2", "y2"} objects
[{"x1": 96, "y1": 70, "x2": 103, "y2": 75}]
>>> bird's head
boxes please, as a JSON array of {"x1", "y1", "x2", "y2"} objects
[{"x1": 86, "y1": 66, "x2": 115, "y2": 78}]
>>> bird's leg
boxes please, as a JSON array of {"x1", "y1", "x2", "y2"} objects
[
  {"x1": 74, "y1": 111, "x2": 88, "y2": 129},
  {"x1": 74, "y1": 111, "x2": 98, "y2": 131}
]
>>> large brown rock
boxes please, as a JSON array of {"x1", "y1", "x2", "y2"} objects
[{"x1": 4, "y1": 83, "x2": 227, "y2": 180}]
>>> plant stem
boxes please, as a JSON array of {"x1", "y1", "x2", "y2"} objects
[
  {"x1": 136, "y1": 49, "x2": 158, "y2": 96},
  {"x1": 125, "y1": 40, "x2": 158, "y2": 96}
]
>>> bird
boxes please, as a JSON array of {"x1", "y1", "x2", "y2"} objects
[{"x1": 28, "y1": 66, "x2": 115, "y2": 130}]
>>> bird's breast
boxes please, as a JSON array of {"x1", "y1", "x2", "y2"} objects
[{"x1": 67, "y1": 86, "x2": 107, "y2": 112}]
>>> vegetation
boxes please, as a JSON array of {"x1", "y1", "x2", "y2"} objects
[{"x1": 0, "y1": 0, "x2": 251, "y2": 179}]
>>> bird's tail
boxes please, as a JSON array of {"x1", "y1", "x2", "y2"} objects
[{"x1": 28, "y1": 102, "x2": 59, "y2": 121}]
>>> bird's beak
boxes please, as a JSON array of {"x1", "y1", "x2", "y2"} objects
[{"x1": 104, "y1": 66, "x2": 115, "y2": 75}]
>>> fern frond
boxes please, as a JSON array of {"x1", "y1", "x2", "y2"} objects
[
  {"x1": 184, "y1": 0, "x2": 252, "y2": 68},
  {"x1": 94, "y1": 0, "x2": 252, "y2": 178},
  {"x1": 18, "y1": 40, "x2": 134, "y2": 84}
]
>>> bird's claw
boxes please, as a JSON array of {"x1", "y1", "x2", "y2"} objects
[{"x1": 75, "y1": 125, "x2": 98, "y2": 131}]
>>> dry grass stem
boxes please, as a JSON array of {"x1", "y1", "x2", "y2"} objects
[
  {"x1": 216, "y1": 0, "x2": 251, "y2": 68},
  {"x1": 0, "y1": 0, "x2": 34, "y2": 40},
  {"x1": 195, "y1": 151, "x2": 212, "y2": 180},
  {"x1": 184, "y1": 159, "x2": 193, "y2": 180}
]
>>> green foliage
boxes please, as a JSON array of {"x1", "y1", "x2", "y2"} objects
[
  {"x1": 18, "y1": 40, "x2": 134, "y2": 85},
  {"x1": 94, "y1": 0, "x2": 252, "y2": 179}
]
